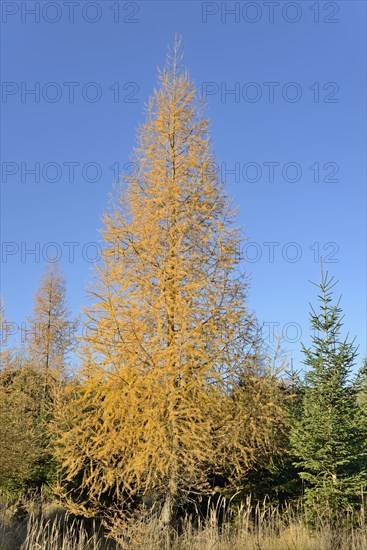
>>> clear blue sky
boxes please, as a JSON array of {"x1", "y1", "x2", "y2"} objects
[{"x1": 1, "y1": 1, "x2": 366, "y2": 371}]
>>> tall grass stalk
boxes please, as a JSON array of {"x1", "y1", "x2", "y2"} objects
[{"x1": 1, "y1": 494, "x2": 366, "y2": 550}]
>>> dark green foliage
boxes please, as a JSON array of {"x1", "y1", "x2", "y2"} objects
[
  {"x1": 0, "y1": 362, "x2": 56, "y2": 497},
  {"x1": 290, "y1": 267, "x2": 367, "y2": 520}
]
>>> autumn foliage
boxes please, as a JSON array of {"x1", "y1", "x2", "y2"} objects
[
  {"x1": 52, "y1": 41, "x2": 284, "y2": 526},
  {"x1": 1, "y1": 42, "x2": 365, "y2": 546}
]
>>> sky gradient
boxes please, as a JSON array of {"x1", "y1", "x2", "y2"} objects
[{"x1": 1, "y1": 0, "x2": 366, "y2": 371}]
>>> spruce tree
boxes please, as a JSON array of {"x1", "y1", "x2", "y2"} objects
[{"x1": 290, "y1": 266, "x2": 367, "y2": 520}]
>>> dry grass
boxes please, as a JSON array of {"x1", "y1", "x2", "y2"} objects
[{"x1": 1, "y1": 494, "x2": 366, "y2": 550}]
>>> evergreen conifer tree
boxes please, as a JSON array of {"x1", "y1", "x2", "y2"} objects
[{"x1": 290, "y1": 266, "x2": 367, "y2": 520}]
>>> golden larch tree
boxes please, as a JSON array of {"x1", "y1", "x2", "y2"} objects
[
  {"x1": 54, "y1": 40, "x2": 284, "y2": 528},
  {"x1": 26, "y1": 262, "x2": 75, "y2": 387}
]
